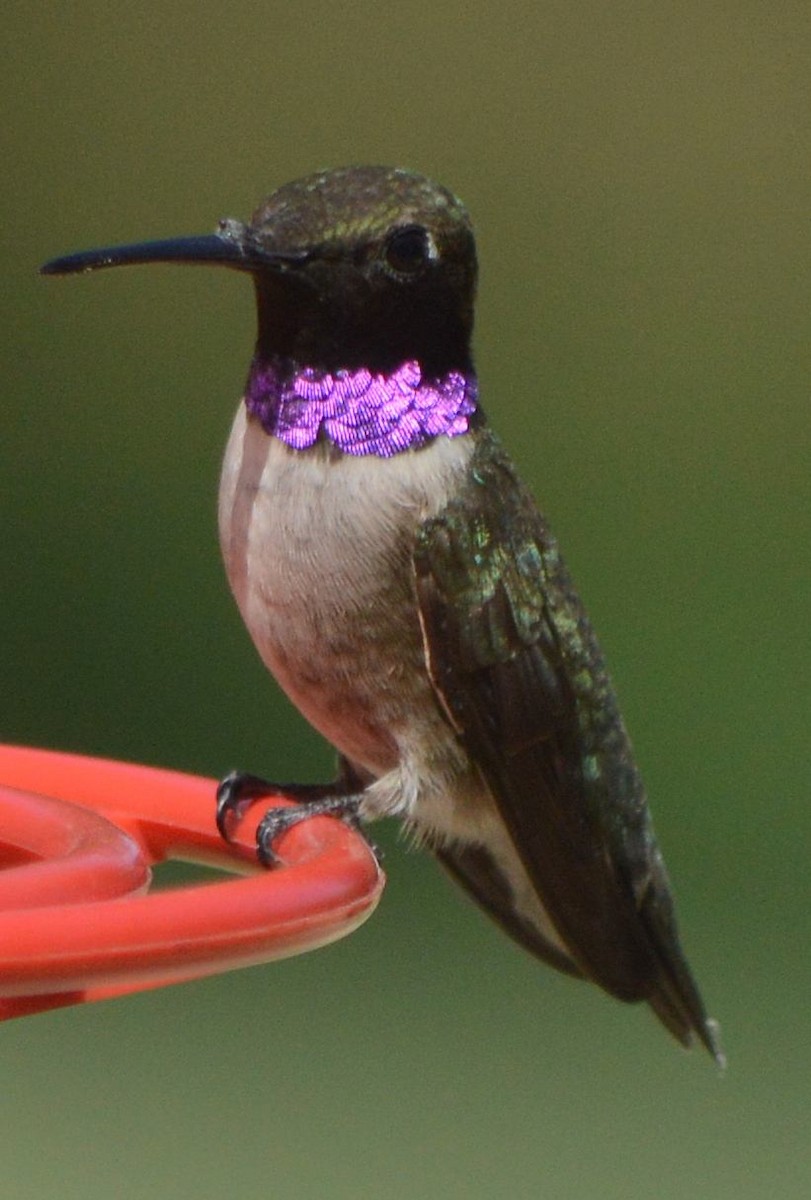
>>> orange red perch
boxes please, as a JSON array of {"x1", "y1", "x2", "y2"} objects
[{"x1": 0, "y1": 745, "x2": 384, "y2": 1021}]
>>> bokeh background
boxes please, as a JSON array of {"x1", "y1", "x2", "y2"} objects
[{"x1": 3, "y1": 2, "x2": 809, "y2": 1196}]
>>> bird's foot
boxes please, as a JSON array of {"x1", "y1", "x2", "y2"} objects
[
  {"x1": 216, "y1": 771, "x2": 380, "y2": 867},
  {"x1": 255, "y1": 793, "x2": 367, "y2": 867},
  {"x1": 216, "y1": 771, "x2": 336, "y2": 841}
]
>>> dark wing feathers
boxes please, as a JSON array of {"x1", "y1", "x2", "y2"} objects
[
  {"x1": 436, "y1": 840, "x2": 583, "y2": 979},
  {"x1": 414, "y1": 430, "x2": 721, "y2": 1060}
]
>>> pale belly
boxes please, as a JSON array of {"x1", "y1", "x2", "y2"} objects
[{"x1": 217, "y1": 404, "x2": 474, "y2": 786}]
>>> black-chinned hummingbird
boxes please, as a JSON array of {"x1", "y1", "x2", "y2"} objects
[{"x1": 42, "y1": 166, "x2": 722, "y2": 1062}]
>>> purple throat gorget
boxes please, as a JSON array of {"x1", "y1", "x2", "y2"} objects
[{"x1": 245, "y1": 356, "x2": 479, "y2": 458}]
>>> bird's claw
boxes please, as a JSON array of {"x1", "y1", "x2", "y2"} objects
[
  {"x1": 254, "y1": 794, "x2": 379, "y2": 868},
  {"x1": 255, "y1": 804, "x2": 312, "y2": 866},
  {"x1": 215, "y1": 771, "x2": 274, "y2": 841}
]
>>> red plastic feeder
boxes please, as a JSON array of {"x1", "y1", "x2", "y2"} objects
[{"x1": 0, "y1": 745, "x2": 384, "y2": 1021}]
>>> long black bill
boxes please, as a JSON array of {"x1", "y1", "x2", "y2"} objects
[{"x1": 40, "y1": 223, "x2": 305, "y2": 277}]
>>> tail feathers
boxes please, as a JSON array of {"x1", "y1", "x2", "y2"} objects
[
  {"x1": 638, "y1": 866, "x2": 725, "y2": 1067},
  {"x1": 648, "y1": 979, "x2": 725, "y2": 1067}
]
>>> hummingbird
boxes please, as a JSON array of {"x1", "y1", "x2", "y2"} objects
[{"x1": 41, "y1": 166, "x2": 722, "y2": 1062}]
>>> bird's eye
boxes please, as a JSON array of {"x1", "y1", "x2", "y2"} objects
[{"x1": 383, "y1": 225, "x2": 435, "y2": 275}]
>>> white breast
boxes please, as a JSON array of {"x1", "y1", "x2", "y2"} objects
[{"x1": 218, "y1": 404, "x2": 475, "y2": 776}]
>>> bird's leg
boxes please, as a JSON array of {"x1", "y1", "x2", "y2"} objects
[{"x1": 216, "y1": 759, "x2": 380, "y2": 866}]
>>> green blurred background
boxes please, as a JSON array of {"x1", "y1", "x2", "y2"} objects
[{"x1": 3, "y1": 2, "x2": 809, "y2": 1196}]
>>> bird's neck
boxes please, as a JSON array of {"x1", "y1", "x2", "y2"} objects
[{"x1": 244, "y1": 354, "x2": 480, "y2": 458}]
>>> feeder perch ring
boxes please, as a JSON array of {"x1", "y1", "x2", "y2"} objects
[{"x1": 0, "y1": 745, "x2": 384, "y2": 1021}]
